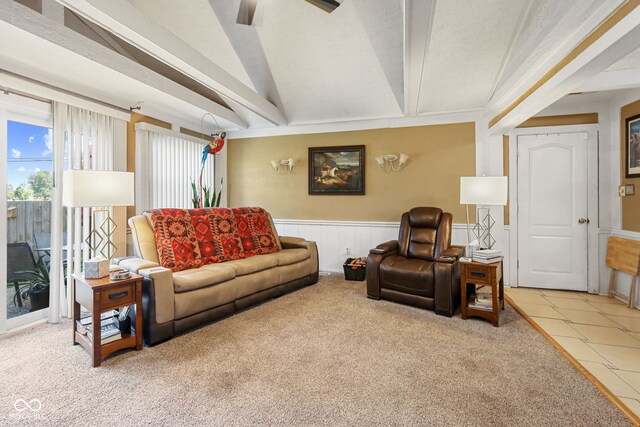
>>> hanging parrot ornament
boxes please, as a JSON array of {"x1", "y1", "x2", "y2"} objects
[{"x1": 198, "y1": 131, "x2": 226, "y2": 207}]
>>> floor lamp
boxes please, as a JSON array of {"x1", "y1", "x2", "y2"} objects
[
  {"x1": 460, "y1": 176, "x2": 508, "y2": 249},
  {"x1": 62, "y1": 170, "x2": 134, "y2": 259}
]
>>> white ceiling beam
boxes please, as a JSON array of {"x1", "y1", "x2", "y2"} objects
[
  {"x1": 486, "y1": 0, "x2": 624, "y2": 120},
  {"x1": 0, "y1": 0, "x2": 246, "y2": 128},
  {"x1": 578, "y1": 67, "x2": 640, "y2": 92},
  {"x1": 403, "y1": 0, "x2": 436, "y2": 116},
  {"x1": 489, "y1": 3, "x2": 640, "y2": 135},
  {"x1": 55, "y1": 0, "x2": 287, "y2": 126}
]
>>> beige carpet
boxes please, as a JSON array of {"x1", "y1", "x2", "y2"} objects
[{"x1": 0, "y1": 276, "x2": 630, "y2": 426}]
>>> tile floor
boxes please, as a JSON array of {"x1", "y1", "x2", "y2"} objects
[{"x1": 506, "y1": 287, "x2": 640, "y2": 420}]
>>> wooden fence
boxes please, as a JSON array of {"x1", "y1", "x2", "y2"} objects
[{"x1": 6, "y1": 201, "x2": 57, "y2": 252}]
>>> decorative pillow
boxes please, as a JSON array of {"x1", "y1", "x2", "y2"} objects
[
  {"x1": 146, "y1": 209, "x2": 203, "y2": 272},
  {"x1": 232, "y1": 207, "x2": 281, "y2": 257}
]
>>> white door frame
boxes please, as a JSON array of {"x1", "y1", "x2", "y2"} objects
[
  {"x1": 508, "y1": 124, "x2": 599, "y2": 293},
  {"x1": 0, "y1": 93, "x2": 52, "y2": 335}
]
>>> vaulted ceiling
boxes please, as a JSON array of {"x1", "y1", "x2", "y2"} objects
[{"x1": 2, "y1": 0, "x2": 640, "y2": 134}]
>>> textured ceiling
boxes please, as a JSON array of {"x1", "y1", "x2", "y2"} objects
[
  {"x1": 493, "y1": 0, "x2": 603, "y2": 99},
  {"x1": 606, "y1": 46, "x2": 640, "y2": 71},
  {"x1": 55, "y1": 0, "x2": 640, "y2": 128},
  {"x1": 418, "y1": 0, "x2": 528, "y2": 113}
]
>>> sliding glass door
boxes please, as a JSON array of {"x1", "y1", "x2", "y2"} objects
[{"x1": 0, "y1": 94, "x2": 53, "y2": 334}]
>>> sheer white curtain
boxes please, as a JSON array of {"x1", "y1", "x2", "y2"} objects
[
  {"x1": 135, "y1": 122, "x2": 219, "y2": 212},
  {"x1": 49, "y1": 102, "x2": 127, "y2": 322}
]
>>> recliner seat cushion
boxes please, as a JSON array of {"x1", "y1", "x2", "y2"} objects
[
  {"x1": 172, "y1": 264, "x2": 236, "y2": 293},
  {"x1": 379, "y1": 256, "x2": 435, "y2": 298},
  {"x1": 226, "y1": 254, "x2": 278, "y2": 276}
]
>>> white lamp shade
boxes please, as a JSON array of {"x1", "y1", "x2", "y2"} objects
[
  {"x1": 287, "y1": 158, "x2": 295, "y2": 168},
  {"x1": 460, "y1": 176, "x2": 508, "y2": 205},
  {"x1": 270, "y1": 160, "x2": 279, "y2": 170},
  {"x1": 375, "y1": 156, "x2": 384, "y2": 167},
  {"x1": 63, "y1": 170, "x2": 134, "y2": 207},
  {"x1": 399, "y1": 153, "x2": 409, "y2": 165}
]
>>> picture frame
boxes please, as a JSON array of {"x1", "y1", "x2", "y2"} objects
[
  {"x1": 308, "y1": 145, "x2": 365, "y2": 195},
  {"x1": 626, "y1": 113, "x2": 640, "y2": 178}
]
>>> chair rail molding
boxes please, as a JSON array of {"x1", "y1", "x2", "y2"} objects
[{"x1": 273, "y1": 219, "x2": 469, "y2": 273}]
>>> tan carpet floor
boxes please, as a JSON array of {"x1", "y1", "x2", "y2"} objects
[{"x1": 0, "y1": 276, "x2": 631, "y2": 426}]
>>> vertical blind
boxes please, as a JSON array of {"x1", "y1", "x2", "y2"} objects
[
  {"x1": 50, "y1": 102, "x2": 127, "y2": 321},
  {"x1": 135, "y1": 124, "x2": 214, "y2": 212}
]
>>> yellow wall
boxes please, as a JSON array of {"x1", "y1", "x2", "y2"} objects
[
  {"x1": 228, "y1": 123, "x2": 475, "y2": 222},
  {"x1": 621, "y1": 100, "x2": 640, "y2": 232}
]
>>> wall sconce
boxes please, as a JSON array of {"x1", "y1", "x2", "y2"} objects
[
  {"x1": 270, "y1": 158, "x2": 295, "y2": 174},
  {"x1": 619, "y1": 184, "x2": 635, "y2": 196},
  {"x1": 375, "y1": 153, "x2": 409, "y2": 172}
]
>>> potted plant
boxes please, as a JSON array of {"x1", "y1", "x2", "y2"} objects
[{"x1": 15, "y1": 257, "x2": 50, "y2": 312}]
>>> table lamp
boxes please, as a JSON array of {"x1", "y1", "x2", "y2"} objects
[
  {"x1": 62, "y1": 170, "x2": 134, "y2": 259},
  {"x1": 460, "y1": 176, "x2": 508, "y2": 249}
]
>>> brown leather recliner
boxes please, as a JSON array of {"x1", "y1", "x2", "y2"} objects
[{"x1": 366, "y1": 207, "x2": 464, "y2": 316}]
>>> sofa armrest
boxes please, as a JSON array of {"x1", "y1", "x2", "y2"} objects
[
  {"x1": 436, "y1": 245, "x2": 465, "y2": 263},
  {"x1": 369, "y1": 240, "x2": 398, "y2": 256},
  {"x1": 118, "y1": 257, "x2": 160, "y2": 273},
  {"x1": 280, "y1": 236, "x2": 307, "y2": 249},
  {"x1": 279, "y1": 237, "x2": 319, "y2": 277},
  {"x1": 138, "y1": 266, "x2": 175, "y2": 325}
]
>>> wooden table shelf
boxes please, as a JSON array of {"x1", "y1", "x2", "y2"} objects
[
  {"x1": 72, "y1": 273, "x2": 143, "y2": 367},
  {"x1": 460, "y1": 260, "x2": 504, "y2": 327}
]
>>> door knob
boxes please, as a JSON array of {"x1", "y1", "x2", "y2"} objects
[{"x1": 578, "y1": 218, "x2": 590, "y2": 224}]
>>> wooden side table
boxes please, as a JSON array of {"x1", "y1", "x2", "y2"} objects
[
  {"x1": 460, "y1": 260, "x2": 504, "y2": 327},
  {"x1": 72, "y1": 272, "x2": 143, "y2": 367}
]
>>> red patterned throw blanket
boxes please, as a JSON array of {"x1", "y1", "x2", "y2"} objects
[{"x1": 146, "y1": 207, "x2": 281, "y2": 272}]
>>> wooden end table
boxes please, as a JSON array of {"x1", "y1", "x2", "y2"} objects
[
  {"x1": 460, "y1": 260, "x2": 504, "y2": 327},
  {"x1": 72, "y1": 272, "x2": 143, "y2": 367}
]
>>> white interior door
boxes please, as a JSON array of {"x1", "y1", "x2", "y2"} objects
[{"x1": 517, "y1": 132, "x2": 589, "y2": 291}]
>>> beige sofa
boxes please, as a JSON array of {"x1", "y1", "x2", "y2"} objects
[{"x1": 116, "y1": 211, "x2": 318, "y2": 345}]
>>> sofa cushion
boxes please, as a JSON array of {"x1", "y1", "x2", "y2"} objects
[
  {"x1": 146, "y1": 209, "x2": 203, "y2": 272},
  {"x1": 276, "y1": 248, "x2": 310, "y2": 266},
  {"x1": 173, "y1": 264, "x2": 236, "y2": 293},
  {"x1": 226, "y1": 254, "x2": 278, "y2": 276},
  {"x1": 379, "y1": 256, "x2": 435, "y2": 298}
]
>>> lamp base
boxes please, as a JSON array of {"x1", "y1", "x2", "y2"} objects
[{"x1": 472, "y1": 207, "x2": 496, "y2": 249}]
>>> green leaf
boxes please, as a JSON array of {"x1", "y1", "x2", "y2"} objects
[
  {"x1": 215, "y1": 177, "x2": 223, "y2": 207},
  {"x1": 191, "y1": 181, "x2": 199, "y2": 208},
  {"x1": 203, "y1": 186, "x2": 211, "y2": 208}
]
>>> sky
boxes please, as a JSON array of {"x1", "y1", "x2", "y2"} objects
[{"x1": 6, "y1": 120, "x2": 52, "y2": 189}]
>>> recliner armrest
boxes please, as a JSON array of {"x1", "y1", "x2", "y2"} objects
[
  {"x1": 369, "y1": 240, "x2": 398, "y2": 255},
  {"x1": 436, "y1": 245, "x2": 464, "y2": 263}
]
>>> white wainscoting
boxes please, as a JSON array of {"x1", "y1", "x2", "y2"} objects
[
  {"x1": 273, "y1": 219, "x2": 469, "y2": 274},
  {"x1": 598, "y1": 228, "x2": 640, "y2": 308}
]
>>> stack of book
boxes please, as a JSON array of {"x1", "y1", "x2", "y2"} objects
[
  {"x1": 77, "y1": 310, "x2": 122, "y2": 345},
  {"x1": 468, "y1": 290, "x2": 493, "y2": 311},
  {"x1": 472, "y1": 249, "x2": 503, "y2": 264}
]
